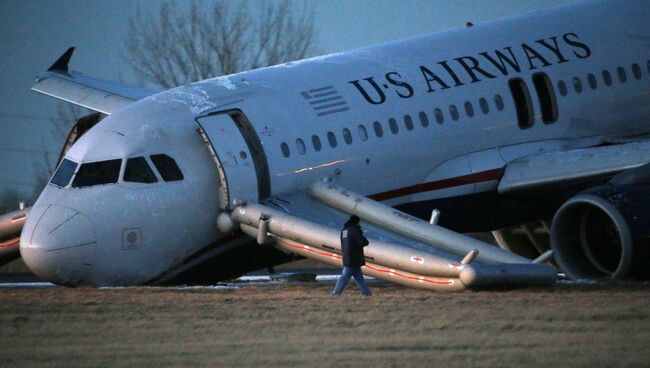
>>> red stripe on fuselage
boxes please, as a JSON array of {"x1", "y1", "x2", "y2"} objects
[{"x1": 368, "y1": 168, "x2": 504, "y2": 201}]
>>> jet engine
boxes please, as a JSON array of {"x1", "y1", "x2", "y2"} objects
[{"x1": 551, "y1": 164, "x2": 650, "y2": 280}]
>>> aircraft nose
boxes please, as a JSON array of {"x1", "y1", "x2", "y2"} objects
[{"x1": 20, "y1": 205, "x2": 97, "y2": 286}]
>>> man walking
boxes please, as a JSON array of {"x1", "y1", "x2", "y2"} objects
[{"x1": 331, "y1": 215, "x2": 372, "y2": 296}]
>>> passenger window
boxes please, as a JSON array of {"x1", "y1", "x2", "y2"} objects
[
  {"x1": 327, "y1": 132, "x2": 337, "y2": 147},
  {"x1": 373, "y1": 121, "x2": 384, "y2": 137},
  {"x1": 124, "y1": 157, "x2": 158, "y2": 183},
  {"x1": 50, "y1": 159, "x2": 78, "y2": 187},
  {"x1": 434, "y1": 108, "x2": 444, "y2": 124},
  {"x1": 449, "y1": 105, "x2": 459, "y2": 121},
  {"x1": 557, "y1": 80, "x2": 567, "y2": 96},
  {"x1": 72, "y1": 159, "x2": 122, "y2": 188},
  {"x1": 587, "y1": 74, "x2": 597, "y2": 90},
  {"x1": 602, "y1": 70, "x2": 612, "y2": 86},
  {"x1": 280, "y1": 143, "x2": 290, "y2": 157},
  {"x1": 479, "y1": 98, "x2": 489, "y2": 114},
  {"x1": 632, "y1": 63, "x2": 642, "y2": 80},
  {"x1": 617, "y1": 67, "x2": 627, "y2": 83},
  {"x1": 342, "y1": 128, "x2": 353, "y2": 144},
  {"x1": 150, "y1": 154, "x2": 184, "y2": 181},
  {"x1": 572, "y1": 77, "x2": 582, "y2": 93},
  {"x1": 464, "y1": 101, "x2": 474, "y2": 117},
  {"x1": 388, "y1": 118, "x2": 399, "y2": 134},
  {"x1": 403, "y1": 115, "x2": 414, "y2": 131},
  {"x1": 418, "y1": 112, "x2": 429, "y2": 127},
  {"x1": 296, "y1": 139, "x2": 306, "y2": 155},
  {"x1": 494, "y1": 95, "x2": 505, "y2": 111},
  {"x1": 532, "y1": 72, "x2": 558, "y2": 124},
  {"x1": 508, "y1": 77, "x2": 534, "y2": 129},
  {"x1": 311, "y1": 135, "x2": 322, "y2": 151},
  {"x1": 357, "y1": 125, "x2": 368, "y2": 141}
]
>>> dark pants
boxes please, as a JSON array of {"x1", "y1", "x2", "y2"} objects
[{"x1": 331, "y1": 266, "x2": 371, "y2": 296}]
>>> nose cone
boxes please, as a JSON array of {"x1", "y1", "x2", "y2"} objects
[{"x1": 20, "y1": 205, "x2": 97, "y2": 286}]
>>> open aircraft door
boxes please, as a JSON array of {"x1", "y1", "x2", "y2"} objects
[{"x1": 196, "y1": 111, "x2": 270, "y2": 211}]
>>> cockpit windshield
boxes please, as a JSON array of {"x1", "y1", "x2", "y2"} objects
[
  {"x1": 150, "y1": 154, "x2": 184, "y2": 181},
  {"x1": 124, "y1": 157, "x2": 158, "y2": 183},
  {"x1": 71, "y1": 159, "x2": 122, "y2": 188},
  {"x1": 50, "y1": 159, "x2": 78, "y2": 187},
  {"x1": 49, "y1": 154, "x2": 182, "y2": 189}
]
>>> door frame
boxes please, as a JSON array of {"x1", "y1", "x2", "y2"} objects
[{"x1": 195, "y1": 109, "x2": 270, "y2": 210}]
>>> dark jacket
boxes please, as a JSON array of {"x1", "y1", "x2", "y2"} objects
[{"x1": 341, "y1": 222, "x2": 369, "y2": 267}]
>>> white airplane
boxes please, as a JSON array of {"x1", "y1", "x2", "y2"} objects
[{"x1": 2, "y1": 0, "x2": 649, "y2": 290}]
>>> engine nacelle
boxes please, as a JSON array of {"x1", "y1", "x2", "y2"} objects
[{"x1": 551, "y1": 184, "x2": 650, "y2": 280}]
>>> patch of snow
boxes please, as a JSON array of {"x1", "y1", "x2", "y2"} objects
[
  {"x1": 213, "y1": 77, "x2": 238, "y2": 90},
  {"x1": 0, "y1": 282, "x2": 56, "y2": 288},
  {"x1": 151, "y1": 85, "x2": 218, "y2": 115},
  {"x1": 557, "y1": 278, "x2": 598, "y2": 285}
]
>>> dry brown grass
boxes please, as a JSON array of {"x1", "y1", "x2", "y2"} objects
[{"x1": 1, "y1": 283, "x2": 650, "y2": 367}]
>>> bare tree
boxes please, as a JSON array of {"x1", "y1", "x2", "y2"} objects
[
  {"x1": 0, "y1": 189, "x2": 21, "y2": 214},
  {"x1": 124, "y1": 0, "x2": 318, "y2": 89},
  {"x1": 50, "y1": 104, "x2": 86, "y2": 144},
  {"x1": 29, "y1": 104, "x2": 89, "y2": 204}
]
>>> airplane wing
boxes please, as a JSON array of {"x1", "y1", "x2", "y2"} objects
[
  {"x1": 498, "y1": 140, "x2": 650, "y2": 193},
  {"x1": 31, "y1": 48, "x2": 161, "y2": 115},
  {"x1": 227, "y1": 182, "x2": 556, "y2": 291}
]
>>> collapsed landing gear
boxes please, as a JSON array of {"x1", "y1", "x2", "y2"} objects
[{"x1": 492, "y1": 220, "x2": 554, "y2": 266}]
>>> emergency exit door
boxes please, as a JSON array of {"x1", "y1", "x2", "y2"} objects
[{"x1": 196, "y1": 111, "x2": 268, "y2": 210}]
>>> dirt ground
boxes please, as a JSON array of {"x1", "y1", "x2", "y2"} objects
[{"x1": 1, "y1": 282, "x2": 650, "y2": 368}]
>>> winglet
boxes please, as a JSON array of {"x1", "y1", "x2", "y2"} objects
[{"x1": 47, "y1": 47, "x2": 75, "y2": 72}]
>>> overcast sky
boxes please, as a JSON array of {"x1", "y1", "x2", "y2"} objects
[{"x1": 0, "y1": 0, "x2": 576, "y2": 204}]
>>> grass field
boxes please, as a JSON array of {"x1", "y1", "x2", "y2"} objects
[{"x1": 1, "y1": 282, "x2": 650, "y2": 367}]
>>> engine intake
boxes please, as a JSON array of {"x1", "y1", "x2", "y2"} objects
[{"x1": 551, "y1": 185, "x2": 650, "y2": 280}]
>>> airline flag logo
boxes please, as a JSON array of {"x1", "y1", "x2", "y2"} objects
[{"x1": 301, "y1": 86, "x2": 350, "y2": 116}]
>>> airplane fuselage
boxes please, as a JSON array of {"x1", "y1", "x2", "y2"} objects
[{"x1": 20, "y1": 0, "x2": 650, "y2": 285}]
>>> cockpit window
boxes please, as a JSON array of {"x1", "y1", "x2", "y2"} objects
[
  {"x1": 71, "y1": 159, "x2": 122, "y2": 188},
  {"x1": 150, "y1": 154, "x2": 184, "y2": 182},
  {"x1": 124, "y1": 157, "x2": 158, "y2": 183},
  {"x1": 50, "y1": 159, "x2": 78, "y2": 187}
]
